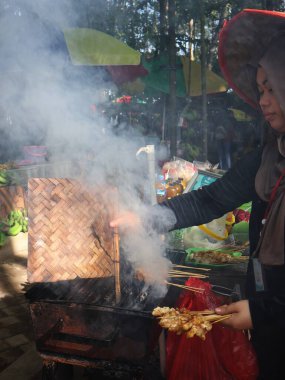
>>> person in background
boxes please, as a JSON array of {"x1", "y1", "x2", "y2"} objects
[
  {"x1": 243, "y1": 127, "x2": 261, "y2": 155},
  {"x1": 110, "y1": 10, "x2": 285, "y2": 379},
  {"x1": 214, "y1": 110, "x2": 235, "y2": 170}
]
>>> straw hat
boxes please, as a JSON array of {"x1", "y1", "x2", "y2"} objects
[{"x1": 218, "y1": 9, "x2": 285, "y2": 108}]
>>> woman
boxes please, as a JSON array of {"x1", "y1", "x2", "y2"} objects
[{"x1": 111, "y1": 10, "x2": 285, "y2": 379}]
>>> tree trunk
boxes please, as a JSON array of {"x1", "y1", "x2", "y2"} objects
[
  {"x1": 200, "y1": 0, "x2": 208, "y2": 161},
  {"x1": 207, "y1": 4, "x2": 228, "y2": 69},
  {"x1": 168, "y1": 0, "x2": 177, "y2": 158},
  {"x1": 159, "y1": 0, "x2": 168, "y2": 142},
  {"x1": 159, "y1": 0, "x2": 167, "y2": 53}
]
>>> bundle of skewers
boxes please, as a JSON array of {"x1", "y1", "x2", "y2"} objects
[
  {"x1": 152, "y1": 306, "x2": 232, "y2": 340},
  {"x1": 166, "y1": 263, "x2": 210, "y2": 293}
]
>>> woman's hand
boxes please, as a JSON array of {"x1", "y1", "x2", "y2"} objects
[
  {"x1": 215, "y1": 300, "x2": 253, "y2": 330},
  {"x1": 109, "y1": 211, "x2": 141, "y2": 231}
]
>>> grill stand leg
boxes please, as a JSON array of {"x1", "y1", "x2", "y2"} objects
[
  {"x1": 159, "y1": 331, "x2": 166, "y2": 378},
  {"x1": 42, "y1": 360, "x2": 57, "y2": 380},
  {"x1": 41, "y1": 360, "x2": 74, "y2": 380}
]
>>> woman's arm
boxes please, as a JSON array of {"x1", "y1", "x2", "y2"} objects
[
  {"x1": 110, "y1": 148, "x2": 262, "y2": 233},
  {"x1": 160, "y1": 148, "x2": 262, "y2": 230}
]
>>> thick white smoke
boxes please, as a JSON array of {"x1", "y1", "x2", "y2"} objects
[{"x1": 0, "y1": 0, "x2": 176, "y2": 298}]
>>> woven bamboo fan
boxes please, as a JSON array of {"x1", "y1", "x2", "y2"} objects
[{"x1": 27, "y1": 178, "x2": 119, "y2": 287}]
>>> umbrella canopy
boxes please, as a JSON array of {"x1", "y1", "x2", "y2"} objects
[
  {"x1": 63, "y1": 30, "x2": 227, "y2": 97},
  {"x1": 181, "y1": 57, "x2": 228, "y2": 96},
  {"x1": 64, "y1": 28, "x2": 141, "y2": 66},
  {"x1": 141, "y1": 54, "x2": 228, "y2": 97},
  {"x1": 106, "y1": 64, "x2": 148, "y2": 85},
  {"x1": 229, "y1": 108, "x2": 254, "y2": 122},
  {"x1": 119, "y1": 78, "x2": 146, "y2": 95},
  {"x1": 142, "y1": 54, "x2": 186, "y2": 97}
]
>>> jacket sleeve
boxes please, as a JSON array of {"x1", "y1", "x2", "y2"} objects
[{"x1": 157, "y1": 148, "x2": 262, "y2": 231}]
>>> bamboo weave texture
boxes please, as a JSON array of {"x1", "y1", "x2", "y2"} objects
[{"x1": 27, "y1": 178, "x2": 115, "y2": 283}]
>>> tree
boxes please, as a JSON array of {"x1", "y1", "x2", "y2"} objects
[
  {"x1": 65, "y1": 0, "x2": 285, "y2": 159},
  {"x1": 168, "y1": 0, "x2": 177, "y2": 157}
]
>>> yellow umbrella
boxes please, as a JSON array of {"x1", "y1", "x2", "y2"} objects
[
  {"x1": 181, "y1": 57, "x2": 228, "y2": 96},
  {"x1": 64, "y1": 28, "x2": 141, "y2": 66}
]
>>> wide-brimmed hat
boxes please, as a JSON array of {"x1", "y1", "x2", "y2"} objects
[{"x1": 218, "y1": 9, "x2": 285, "y2": 108}]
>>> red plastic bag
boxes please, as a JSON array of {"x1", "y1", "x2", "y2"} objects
[{"x1": 166, "y1": 278, "x2": 259, "y2": 380}]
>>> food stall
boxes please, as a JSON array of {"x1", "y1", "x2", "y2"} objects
[
  {"x1": 0, "y1": 142, "x2": 251, "y2": 378},
  {"x1": 156, "y1": 157, "x2": 250, "y2": 297},
  {"x1": 0, "y1": 149, "x2": 82, "y2": 249},
  {"x1": 152, "y1": 156, "x2": 256, "y2": 380}
]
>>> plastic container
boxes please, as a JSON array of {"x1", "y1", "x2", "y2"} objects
[
  {"x1": 166, "y1": 183, "x2": 178, "y2": 199},
  {"x1": 173, "y1": 180, "x2": 183, "y2": 195},
  {"x1": 155, "y1": 174, "x2": 166, "y2": 203}
]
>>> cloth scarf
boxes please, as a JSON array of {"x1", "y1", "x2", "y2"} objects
[{"x1": 255, "y1": 135, "x2": 285, "y2": 265}]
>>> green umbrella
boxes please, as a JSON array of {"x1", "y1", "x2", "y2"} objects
[
  {"x1": 142, "y1": 54, "x2": 186, "y2": 97},
  {"x1": 141, "y1": 53, "x2": 228, "y2": 97}
]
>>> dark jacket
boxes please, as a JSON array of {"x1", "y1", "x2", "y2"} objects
[{"x1": 161, "y1": 148, "x2": 285, "y2": 379}]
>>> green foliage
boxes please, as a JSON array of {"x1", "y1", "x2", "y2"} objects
[
  {"x1": 66, "y1": 0, "x2": 285, "y2": 155},
  {"x1": 180, "y1": 142, "x2": 201, "y2": 162},
  {"x1": 68, "y1": 0, "x2": 285, "y2": 59},
  {"x1": 180, "y1": 127, "x2": 202, "y2": 161}
]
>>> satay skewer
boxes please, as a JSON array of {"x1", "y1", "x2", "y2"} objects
[
  {"x1": 156, "y1": 313, "x2": 232, "y2": 323},
  {"x1": 157, "y1": 309, "x2": 215, "y2": 317},
  {"x1": 172, "y1": 264, "x2": 211, "y2": 272},
  {"x1": 165, "y1": 281, "x2": 204, "y2": 293},
  {"x1": 152, "y1": 306, "x2": 233, "y2": 340},
  {"x1": 169, "y1": 274, "x2": 209, "y2": 279},
  {"x1": 168, "y1": 269, "x2": 208, "y2": 278},
  {"x1": 211, "y1": 314, "x2": 233, "y2": 323},
  {"x1": 169, "y1": 274, "x2": 208, "y2": 279}
]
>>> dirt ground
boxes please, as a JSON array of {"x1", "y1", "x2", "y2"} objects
[{"x1": 0, "y1": 233, "x2": 42, "y2": 380}]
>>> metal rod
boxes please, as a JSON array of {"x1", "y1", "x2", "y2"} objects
[
  {"x1": 113, "y1": 227, "x2": 121, "y2": 304},
  {"x1": 112, "y1": 190, "x2": 121, "y2": 304}
]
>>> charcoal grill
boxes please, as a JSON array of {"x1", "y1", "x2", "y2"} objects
[{"x1": 26, "y1": 178, "x2": 178, "y2": 379}]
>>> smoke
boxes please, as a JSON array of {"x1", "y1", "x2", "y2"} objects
[
  {"x1": 0, "y1": 0, "x2": 176, "y2": 295},
  {"x1": 118, "y1": 202, "x2": 177, "y2": 298}
]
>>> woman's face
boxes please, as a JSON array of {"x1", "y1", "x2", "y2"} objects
[{"x1": 257, "y1": 66, "x2": 285, "y2": 133}]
